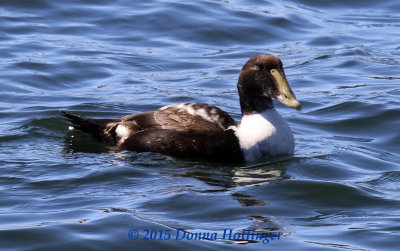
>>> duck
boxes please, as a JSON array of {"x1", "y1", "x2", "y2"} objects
[{"x1": 61, "y1": 54, "x2": 301, "y2": 163}]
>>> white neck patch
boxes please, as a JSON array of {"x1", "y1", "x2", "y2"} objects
[{"x1": 233, "y1": 109, "x2": 294, "y2": 162}]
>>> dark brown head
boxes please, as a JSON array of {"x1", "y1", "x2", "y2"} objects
[{"x1": 237, "y1": 54, "x2": 301, "y2": 115}]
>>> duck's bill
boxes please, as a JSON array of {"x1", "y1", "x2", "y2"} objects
[{"x1": 270, "y1": 69, "x2": 302, "y2": 111}]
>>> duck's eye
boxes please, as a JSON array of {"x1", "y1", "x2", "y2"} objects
[{"x1": 256, "y1": 64, "x2": 264, "y2": 71}]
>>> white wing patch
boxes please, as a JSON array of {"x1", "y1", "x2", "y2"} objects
[
  {"x1": 160, "y1": 103, "x2": 226, "y2": 129},
  {"x1": 233, "y1": 109, "x2": 294, "y2": 162}
]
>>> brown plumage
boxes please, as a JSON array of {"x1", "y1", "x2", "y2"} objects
[{"x1": 61, "y1": 54, "x2": 301, "y2": 163}]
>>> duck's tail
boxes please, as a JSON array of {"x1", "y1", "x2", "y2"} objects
[{"x1": 61, "y1": 111, "x2": 118, "y2": 144}]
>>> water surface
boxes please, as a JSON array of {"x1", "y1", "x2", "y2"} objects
[{"x1": 0, "y1": 0, "x2": 399, "y2": 250}]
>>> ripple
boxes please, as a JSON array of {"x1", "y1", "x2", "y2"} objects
[{"x1": 1, "y1": 0, "x2": 400, "y2": 250}]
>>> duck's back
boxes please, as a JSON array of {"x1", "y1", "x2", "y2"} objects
[
  {"x1": 109, "y1": 103, "x2": 242, "y2": 162},
  {"x1": 117, "y1": 103, "x2": 237, "y2": 134},
  {"x1": 62, "y1": 103, "x2": 243, "y2": 162}
]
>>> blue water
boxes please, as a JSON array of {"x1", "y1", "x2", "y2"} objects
[{"x1": 1, "y1": 0, "x2": 399, "y2": 250}]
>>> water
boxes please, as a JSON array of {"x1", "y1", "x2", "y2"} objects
[{"x1": 1, "y1": 0, "x2": 399, "y2": 250}]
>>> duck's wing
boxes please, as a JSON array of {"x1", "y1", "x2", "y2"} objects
[
  {"x1": 62, "y1": 103, "x2": 238, "y2": 147},
  {"x1": 121, "y1": 103, "x2": 238, "y2": 132}
]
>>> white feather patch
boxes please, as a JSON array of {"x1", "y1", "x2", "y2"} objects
[
  {"x1": 115, "y1": 124, "x2": 130, "y2": 143},
  {"x1": 161, "y1": 103, "x2": 225, "y2": 129},
  {"x1": 233, "y1": 109, "x2": 294, "y2": 162}
]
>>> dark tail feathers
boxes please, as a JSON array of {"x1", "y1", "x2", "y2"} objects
[{"x1": 61, "y1": 111, "x2": 117, "y2": 143}]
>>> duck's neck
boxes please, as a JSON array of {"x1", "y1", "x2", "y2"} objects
[
  {"x1": 239, "y1": 96, "x2": 274, "y2": 116},
  {"x1": 235, "y1": 106, "x2": 295, "y2": 162}
]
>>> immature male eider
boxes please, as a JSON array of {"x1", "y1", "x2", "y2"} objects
[{"x1": 61, "y1": 54, "x2": 301, "y2": 163}]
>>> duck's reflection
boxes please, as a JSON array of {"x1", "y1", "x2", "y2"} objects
[
  {"x1": 170, "y1": 157, "x2": 291, "y2": 189},
  {"x1": 163, "y1": 157, "x2": 293, "y2": 243},
  {"x1": 63, "y1": 136, "x2": 292, "y2": 244}
]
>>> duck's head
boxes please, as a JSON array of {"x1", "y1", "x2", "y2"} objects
[{"x1": 237, "y1": 54, "x2": 301, "y2": 114}]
